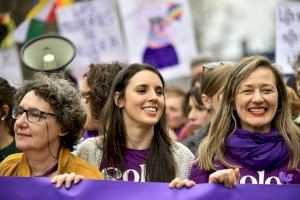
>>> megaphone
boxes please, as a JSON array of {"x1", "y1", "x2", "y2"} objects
[{"x1": 20, "y1": 34, "x2": 76, "y2": 72}]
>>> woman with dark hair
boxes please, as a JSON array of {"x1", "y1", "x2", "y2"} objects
[
  {"x1": 0, "y1": 73, "x2": 103, "y2": 181},
  {"x1": 53, "y1": 63, "x2": 194, "y2": 187},
  {"x1": 0, "y1": 77, "x2": 20, "y2": 162}
]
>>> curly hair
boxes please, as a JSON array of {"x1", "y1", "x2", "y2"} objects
[
  {"x1": 83, "y1": 62, "x2": 125, "y2": 119},
  {"x1": 15, "y1": 73, "x2": 86, "y2": 151}
]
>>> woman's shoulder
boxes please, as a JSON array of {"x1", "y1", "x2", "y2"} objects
[
  {"x1": 0, "y1": 153, "x2": 23, "y2": 176},
  {"x1": 182, "y1": 125, "x2": 209, "y2": 155},
  {"x1": 172, "y1": 141, "x2": 195, "y2": 159},
  {"x1": 0, "y1": 153, "x2": 23, "y2": 165},
  {"x1": 189, "y1": 162, "x2": 210, "y2": 183},
  {"x1": 73, "y1": 136, "x2": 104, "y2": 168},
  {"x1": 171, "y1": 141, "x2": 195, "y2": 179},
  {"x1": 68, "y1": 153, "x2": 104, "y2": 180},
  {"x1": 74, "y1": 137, "x2": 102, "y2": 153}
]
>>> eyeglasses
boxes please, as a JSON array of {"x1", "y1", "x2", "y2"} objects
[
  {"x1": 201, "y1": 61, "x2": 235, "y2": 86},
  {"x1": 202, "y1": 61, "x2": 235, "y2": 70},
  {"x1": 12, "y1": 105, "x2": 55, "y2": 123}
]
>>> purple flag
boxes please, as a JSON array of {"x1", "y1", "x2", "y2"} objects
[{"x1": 0, "y1": 177, "x2": 299, "y2": 200}]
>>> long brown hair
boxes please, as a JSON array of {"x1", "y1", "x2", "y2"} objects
[
  {"x1": 99, "y1": 63, "x2": 176, "y2": 182},
  {"x1": 198, "y1": 55, "x2": 300, "y2": 170}
]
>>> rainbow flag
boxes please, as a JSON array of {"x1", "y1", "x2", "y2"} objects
[
  {"x1": 167, "y1": 3, "x2": 184, "y2": 21},
  {"x1": 13, "y1": 0, "x2": 72, "y2": 44}
]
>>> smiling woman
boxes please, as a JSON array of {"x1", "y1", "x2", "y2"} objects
[
  {"x1": 188, "y1": 55, "x2": 300, "y2": 186},
  {"x1": 0, "y1": 73, "x2": 103, "y2": 180},
  {"x1": 79, "y1": 63, "x2": 194, "y2": 182},
  {"x1": 234, "y1": 67, "x2": 279, "y2": 133},
  {"x1": 52, "y1": 63, "x2": 194, "y2": 188}
]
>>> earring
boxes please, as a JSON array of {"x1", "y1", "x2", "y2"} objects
[{"x1": 1, "y1": 117, "x2": 5, "y2": 120}]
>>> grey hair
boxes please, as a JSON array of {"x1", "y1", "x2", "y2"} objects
[{"x1": 15, "y1": 72, "x2": 86, "y2": 150}]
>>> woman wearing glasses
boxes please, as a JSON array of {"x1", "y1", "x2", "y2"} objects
[
  {"x1": 0, "y1": 77, "x2": 20, "y2": 162},
  {"x1": 0, "y1": 73, "x2": 103, "y2": 181}
]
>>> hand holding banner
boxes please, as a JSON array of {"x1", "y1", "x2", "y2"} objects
[{"x1": 0, "y1": 177, "x2": 299, "y2": 200}]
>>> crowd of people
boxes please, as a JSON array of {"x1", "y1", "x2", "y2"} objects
[{"x1": 0, "y1": 54, "x2": 300, "y2": 192}]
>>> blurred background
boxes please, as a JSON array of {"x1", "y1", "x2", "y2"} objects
[{"x1": 0, "y1": 0, "x2": 299, "y2": 89}]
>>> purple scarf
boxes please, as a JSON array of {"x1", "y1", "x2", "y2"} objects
[{"x1": 226, "y1": 127, "x2": 289, "y2": 171}]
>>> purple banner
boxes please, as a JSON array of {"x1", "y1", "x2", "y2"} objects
[{"x1": 0, "y1": 177, "x2": 299, "y2": 200}]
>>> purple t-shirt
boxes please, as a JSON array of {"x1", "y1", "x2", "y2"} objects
[
  {"x1": 99, "y1": 148, "x2": 150, "y2": 182},
  {"x1": 189, "y1": 154, "x2": 300, "y2": 185},
  {"x1": 82, "y1": 130, "x2": 99, "y2": 140}
]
